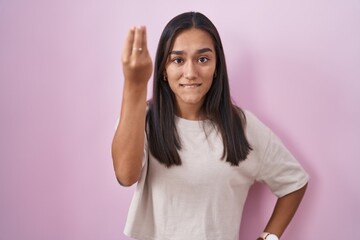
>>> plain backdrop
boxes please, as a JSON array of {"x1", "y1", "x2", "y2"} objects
[{"x1": 1, "y1": 0, "x2": 359, "y2": 239}]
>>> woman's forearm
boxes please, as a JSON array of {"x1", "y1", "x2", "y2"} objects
[
  {"x1": 111, "y1": 84, "x2": 148, "y2": 186},
  {"x1": 262, "y1": 183, "x2": 308, "y2": 238}
]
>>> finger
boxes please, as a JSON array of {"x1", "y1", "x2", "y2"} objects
[
  {"x1": 132, "y1": 26, "x2": 143, "y2": 54},
  {"x1": 123, "y1": 27, "x2": 135, "y2": 58},
  {"x1": 142, "y1": 26, "x2": 148, "y2": 51}
]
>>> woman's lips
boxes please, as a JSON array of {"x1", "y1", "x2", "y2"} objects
[{"x1": 179, "y1": 83, "x2": 202, "y2": 88}]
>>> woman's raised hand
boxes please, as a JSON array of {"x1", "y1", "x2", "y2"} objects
[{"x1": 122, "y1": 26, "x2": 153, "y2": 87}]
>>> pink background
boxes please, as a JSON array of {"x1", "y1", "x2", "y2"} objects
[{"x1": 1, "y1": 0, "x2": 359, "y2": 239}]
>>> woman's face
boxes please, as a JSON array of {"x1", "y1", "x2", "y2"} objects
[{"x1": 165, "y1": 28, "x2": 216, "y2": 117}]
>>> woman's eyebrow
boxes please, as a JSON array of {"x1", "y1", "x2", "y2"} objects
[
  {"x1": 168, "y1": 50, "x2": 184, "y2": 56},
  {"x1": 168, "y1": 48, "x2": 213, "y2": 55},
  {"x1": 197, "y1": 48, "x2": 213, "y2": 54}
]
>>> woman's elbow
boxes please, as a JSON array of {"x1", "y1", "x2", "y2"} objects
[
  {"x1": 112, "y1": 152, "x2": 143, "y2": 187},
  {"x1": 115, "y1": 172, "x2": 139, "y2": 187}
]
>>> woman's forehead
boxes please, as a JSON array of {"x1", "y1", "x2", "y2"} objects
[{"x1": 171, "y1": 28, "x2": 215, "y2": 51}]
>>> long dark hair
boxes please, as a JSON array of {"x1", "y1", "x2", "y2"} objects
[{"x1": 147, "y1": 12, "x2": 252, "y2": 167}]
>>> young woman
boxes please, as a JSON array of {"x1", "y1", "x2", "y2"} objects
[{"x1": 112, "y1": 12, "x2": 309, "y2": 240}]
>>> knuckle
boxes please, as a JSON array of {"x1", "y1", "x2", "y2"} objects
[{"x1": 122, "y1": 56, "x2": 130, "y2": 64}]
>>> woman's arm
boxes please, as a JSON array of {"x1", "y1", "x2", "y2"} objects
[
  {"x1": 111, "y1": 26, "x2": 153, "y2": 186},
  {"x1": 258, "y1": 183, "x2": 308, "y2": 239}
]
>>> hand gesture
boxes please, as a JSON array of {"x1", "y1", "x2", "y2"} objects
[{"x1": 122, "y1": 26, "x2": 153, "y2": 87}]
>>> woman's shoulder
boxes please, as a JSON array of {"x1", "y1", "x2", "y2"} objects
[
  {"x1": 241, "y1": 109, "x2": 272, "y2": 146},
  {"x1": 242, "y1": 109, "x2": 267, "y2": 129},
  {"x1": 234, "y1": 107, "x2": 263, "y2": 126}
]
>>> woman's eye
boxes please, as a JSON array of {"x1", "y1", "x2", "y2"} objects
[
  {"x1": 198, "y1": 57, "x2": 209, "y2": 63},
  {"x1": 172, "y1": 58, "x2": 183, "y2": 64}
]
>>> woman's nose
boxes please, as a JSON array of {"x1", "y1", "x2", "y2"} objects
[{"x1": 183, "y1": 61, "x2": 197, "y2": 80}]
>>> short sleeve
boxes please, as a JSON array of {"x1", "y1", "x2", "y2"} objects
[
  {"x1": 244, "y1": 110, "x2": 309, "y2": 198},
  {"x1": 255, "y1": 129, "x2": 309, "y2": 197},
  {"x1": 140, "y1": 131, "x2": 148, "y2": 173}
]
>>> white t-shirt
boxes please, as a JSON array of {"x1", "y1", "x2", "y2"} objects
[{"x1": 123, "y1": 110, "x2": 309, "y2": 240}]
